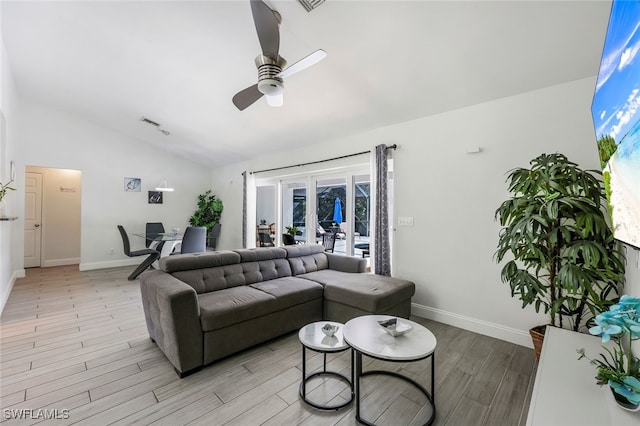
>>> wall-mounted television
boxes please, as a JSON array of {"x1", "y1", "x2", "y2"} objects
[{"x1": 591, "y1": 0, "x2": 640, "y2": 250}]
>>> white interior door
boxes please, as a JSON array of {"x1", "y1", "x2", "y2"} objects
[{"x1": 24, "y1": 172, "x2": 43, "y2": 268}]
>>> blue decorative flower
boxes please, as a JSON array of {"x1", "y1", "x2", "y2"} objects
[{"x1": 589, "y1": 322, "x2": 623, "y2": 343}]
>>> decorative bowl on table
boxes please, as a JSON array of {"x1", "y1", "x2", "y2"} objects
[
  {"x1": 321, "y1": 323, "x2": 339, "y2": 337},
  {"x1": 377, "y1": 318, "x2": 413, "y2": 337}
]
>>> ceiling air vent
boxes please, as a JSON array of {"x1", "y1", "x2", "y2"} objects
[
  {"x1": 139, "y1": 116, "x2": 171, "y2": 136},
  {"x1": 298, "y1": 0, "x2": 325, "y2": 13},
  {"x1": 140, "y1": 116, "x2": 160, "y2": 127}
]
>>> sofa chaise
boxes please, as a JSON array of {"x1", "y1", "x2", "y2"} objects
[{"x1": 139, "y1": 245, "x2": 415, "y2": 377}]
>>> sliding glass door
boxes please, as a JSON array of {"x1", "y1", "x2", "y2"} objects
[
  {"x1": 254, "y1": 166, "x2": 370, "y2": 260},
  {"x1": 281, "y1": 180, "x2": 309, "y2": 244}
]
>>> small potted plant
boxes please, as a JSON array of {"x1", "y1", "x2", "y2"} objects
[
  {"x1": 285, "y1": 225, "x2": 299, "y2": 236},
  {"x1": 578, "y1": 295, "x2": 640, "y2": 411},
  {"x1": 495, "y1": 153, "x2": 626, "y2": 358},
  {"x1": 0, "y1": 180, "x2": 15, "y2": 216}
]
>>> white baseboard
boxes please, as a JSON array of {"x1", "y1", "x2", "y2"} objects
[
  {"x1": 411, "y1": 302, "x2": 533, "y2": 349},
  {"x1": 0, "y1": 269, "x2": 25, "y2": 315},
  {"x1": 42, "y1": 258, "x2": 81, "y2": 268},
  {"x1": 79, "y1": 258, "x2": 140, "y2": 271}
]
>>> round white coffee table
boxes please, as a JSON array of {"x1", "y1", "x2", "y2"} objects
[
  {"x1": 298, "y1": 321, "x2": 354, "y2": 410},
  {"x1": 343, "y1": 315, "x2": 437, "y2": 426}
]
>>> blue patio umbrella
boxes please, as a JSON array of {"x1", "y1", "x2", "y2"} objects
[{"x1": 333, "y1": 197, "x2": 343, "y2": 224}]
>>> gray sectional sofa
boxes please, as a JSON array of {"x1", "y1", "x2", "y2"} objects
[{"x1": 139, "y1": 244, "x2": 415, "y2": 377}]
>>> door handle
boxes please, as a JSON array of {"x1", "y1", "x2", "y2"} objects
[{"x1": 34, "y1": 224, "x2": 40, "y2": 228}]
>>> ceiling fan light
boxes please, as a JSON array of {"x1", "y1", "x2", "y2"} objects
[
  {"x1": 258, "y1": 78, "x2": 284, "y2": 96},
  {"x1": 266, "y1": 94, "x2": 283, "y2": 107}
]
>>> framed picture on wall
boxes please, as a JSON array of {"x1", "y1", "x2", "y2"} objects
[
  {"x1": 148, "y1": 191, "x2": 163, "y2": 204},
  {"x1": 124, "y1": 177, "x2": 141, "y2": 192}
]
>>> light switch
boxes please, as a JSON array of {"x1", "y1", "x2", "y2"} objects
[{"x1": 398, "y1": 217, "x2": 414, "y2": 227}]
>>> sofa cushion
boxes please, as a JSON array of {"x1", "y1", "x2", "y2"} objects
[
  {"x1": 198, "y1": 286, "x2": 277, "y2": 332},
  {"x1": 173, "y1": 263, "x2": 247, "y2": 294},
  {"x1": 284, "y1": 245, "x2": 329, "y2": 275},
  {"x1": 299, "y1": 270, "x2": 415, "y2": 312},
  {"x1": 234, "y1": 247, "x2": 287, "y2": 262},
  {"x1": 161, "y1": 251, "x2": 240, "y2": 273},
  {"x1": 250, "y1": 277, "x2": 323, "y2": 307}
]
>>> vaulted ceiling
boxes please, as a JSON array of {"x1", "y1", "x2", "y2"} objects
[{"x1": 2, "y1": 1, "x2": 611, "y2": 166}]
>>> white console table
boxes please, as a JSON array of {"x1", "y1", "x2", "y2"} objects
[{"x1": 526, "y1": 326, "x2": 639, "y2": 425}]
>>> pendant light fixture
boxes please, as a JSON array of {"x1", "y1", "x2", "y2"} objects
[{"x1": 155, "y1": 180, "x2": 174, "y2": 192}]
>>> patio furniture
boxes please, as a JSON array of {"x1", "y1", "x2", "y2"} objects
[
  {"x1": 258, "y1": 232, "x2": 275, "y2": 247},
  {"x1": 282, "y1": 233, "x2": 297, "y2": 245},
  {"x1": 322, "y1": 233, "x2": 336, "y2": 252},
  {"x1": 354, "y1": 243, "x2": 370, "y2": 258}
]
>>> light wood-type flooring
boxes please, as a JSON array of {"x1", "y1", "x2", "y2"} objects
[{"x1": 0, "y1": 265, "x2": 536, "y2": 425}]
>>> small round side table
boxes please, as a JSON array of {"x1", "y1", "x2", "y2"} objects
[
  {"x1": 298, "y1": 321, "x2": 354, "y2": 410},
  {"x1": 343, "y1": 315, "x2": 437, "y2": 426}
]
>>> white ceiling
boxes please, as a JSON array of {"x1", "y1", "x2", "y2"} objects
[{"x1": 2, "y1": 0, "x2": 611, "y2": 166}]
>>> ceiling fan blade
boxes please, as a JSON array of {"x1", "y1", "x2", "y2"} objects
[
  {"x1": 232, "y1": 84, "x2": 264, "y2": 111},
  {"x1": 277, "y1": 49, "x2": 327, "y2": 79},
  {"x1": 266, "y1": 93, "x2": 283, "y2": 107},
  {"x1": 250, "y1": 0, "x2": 280, "y2": 60}
]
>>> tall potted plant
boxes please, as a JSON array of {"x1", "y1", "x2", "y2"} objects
[
  {"x1": 495, "y1": 153, "x2": 625, "y2": 358},
  {"x1": 189, "y1": 190, "x2": 223, "y2": 248}
]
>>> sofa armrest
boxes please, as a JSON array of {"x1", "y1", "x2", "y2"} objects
[
  {"x1": 139, "y1": 270, "x2": 203, "y2": 374},
  {"x1": 325, "y1": 253, "x2": 367, "y2": 273}
]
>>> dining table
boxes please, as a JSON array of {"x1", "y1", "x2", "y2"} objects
[{"x1": 132, "y1": 232, "x2": 183, "y2": 266}]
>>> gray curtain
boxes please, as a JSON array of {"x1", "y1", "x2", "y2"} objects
[
  {"x1": 374, "y1": 144, "x2": 391, "y2": 276},
  {"x1": 242, "y1": 171, "x2": 247, "y2": 249}
]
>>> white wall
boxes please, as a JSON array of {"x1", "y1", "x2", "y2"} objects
[
  {"x1": 212, "y1": 76, "x2": 640, "y2": 347},
  {"x1": 10, "y1": 99, "x2": 213, "y2": 273},
  {"x1": 0, "y1": 19, "x2": 23, "y2": 313}
]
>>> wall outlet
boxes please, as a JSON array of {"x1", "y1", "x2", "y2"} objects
[{"x1": 398, "y1": 217, "x2": 414, "y2": 227}]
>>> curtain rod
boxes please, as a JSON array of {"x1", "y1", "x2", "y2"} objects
[{"x1": 250, "y1": 144, "x2": 397, "y2": 175}]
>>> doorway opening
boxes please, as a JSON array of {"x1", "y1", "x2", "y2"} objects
[{"x1": 24, "y1": 166, "x2": 82, "y2": 268}]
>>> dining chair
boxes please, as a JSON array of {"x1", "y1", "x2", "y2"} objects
[
  {"x1": 258, "y1": 232, "x2": 275, "y2": 247},
  {"x1": 208, "y1": 223, "x2": 222, "y2": 251},
  {"x1": 117, "y1": 225, "x2": 160, "y2": 280},
  {"x1": 145, "y1": 222, "x2": 165, "y2": 253},
  {"x1": 179, "y1": 226, "x2": 207, "y2": 254},
  {"x1": 322, "y1": 233, "x2": 336, "y2": 253}
]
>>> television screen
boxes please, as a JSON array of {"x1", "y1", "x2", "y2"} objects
[{"x1": 591, "y1": 0, "x2": 640, "y2": 249}]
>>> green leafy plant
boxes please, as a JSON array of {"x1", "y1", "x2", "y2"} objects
[
  {"x1": 188, "y1": 190, "x2": 223, "y2": 246},
  {"x1": 285, "y1": 225, "x2": 299, "y2": 236},
  {"x1": 0, "y1": 180, "x2": 15, "y2": 205},
  {"x1": 495, "y1": 153, "x2": 625, "y2": 333}
]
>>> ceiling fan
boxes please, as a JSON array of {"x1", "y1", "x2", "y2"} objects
[{"x1": 232, "y1": 0, "x2": 327, "y2": 111}]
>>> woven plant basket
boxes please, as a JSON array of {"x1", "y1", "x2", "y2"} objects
[{"x1": 529, "y1": 325, "x2": 547, "y2": 360}]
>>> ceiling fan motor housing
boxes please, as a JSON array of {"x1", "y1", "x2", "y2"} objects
[{"x1": 255, "y1": 55, "x2": 286, "y2": 96}]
